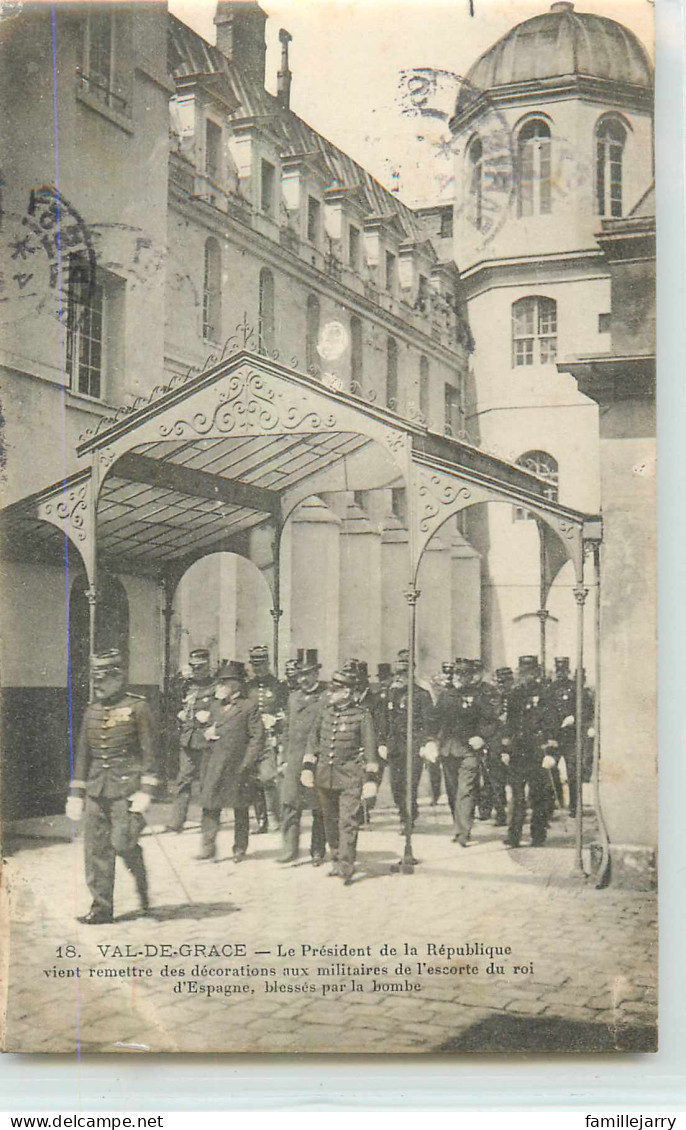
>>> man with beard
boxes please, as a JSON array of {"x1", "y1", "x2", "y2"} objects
[
  {"x1": 384, "y1": 649, "x2": 433, "y2": 834},
  {"x1": 246, "y1": 644, "x2": 287, "y2": 831},
  {"x1": 277, "y1": 659, "x2": 327, "y2": 866},
  {"x1": 65, "y1": 650, "x2": 158, "y2": 924},
  {"x1": 502, "y1": 655, "x2": 559, "y2": 848},
  {"x1": 165, "y1": 647, "x2": 215, "y2": 833},
  {"x1": 199, "y1": 661, "x2": 264, "y2": 863}
]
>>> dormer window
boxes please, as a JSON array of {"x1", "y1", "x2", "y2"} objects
[
  {"x1": 260, "y1": 159, "x2": 275, "y2": 215},
  {"x1": 307, "y1": 196, "x2": 321, "y2": 244},
  {"x1": 518, "y1": 119, "x2": 552, "y2": 217},
  {"x1": 205, "y1": 119, "x2": 222, "y2": 182},
  {"x1": 596, "y1": 117, "x2": 626, "y2": 218}
]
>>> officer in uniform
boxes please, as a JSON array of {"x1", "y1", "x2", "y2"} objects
[
  {"x1": 65, "y1": 650, "x2": 158, "y2": 925},
  {"x1": 246, "y1": 644, "x2": 287, "y2": 831},
  {"x1": 428, "y1": 657, "x2": 498, "y2": 846},
  {"x1": 302, "y1": 668, "x2": 378, "y2": 885},
  {"x1": 426, "y1": 662, "x2": 456, "y2": 806},
  {"x1": 551, "y1": 657, "x2": 595, "y2": 817},
  {"x1": 199, "y1": 660, "x2": 264, "y2": 861},
  {"x1": 277, "y1": 659, "x2": 327, "y2": 865},
  {"x1": 283, "y1": 659, "x2": 301, "y2": 694},
  {"x1": 501, "y1": 655, "x2": 559, "y2": 848},
  {"x1": 469, "y1": 659, "x2": 507, "y2": 825},
  {"x1": 165, "y1": 647, "x2": 215, "y2": 833},
  {"x1": 384, "y1": 649, "x2": 433, "y2": 834}
]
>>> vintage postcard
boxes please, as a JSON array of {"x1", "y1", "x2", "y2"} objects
[{"x1": 0, "y1": 0, "x2": 656, "y2": 1054}]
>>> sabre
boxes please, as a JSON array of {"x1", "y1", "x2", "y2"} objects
[
  {"x1": 142, "y1": 813, "x2": 196, "y2": 906},
  {"x1": 546, "y1": 767, "x2": 560, "y2": 809}
]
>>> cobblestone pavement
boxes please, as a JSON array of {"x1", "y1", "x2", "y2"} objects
[{"x1": 3, "y1": 789, "x2": 657, "y2": 1055}]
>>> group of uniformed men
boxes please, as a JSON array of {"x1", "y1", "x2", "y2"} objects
[{"x1": 66, "y1": 644, "x2": 594, "y2": 923}]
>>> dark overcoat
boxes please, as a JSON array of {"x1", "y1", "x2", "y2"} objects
[
  {"x1": 199, "y1": 693, "x2": 264, "y2": 810},
  {"x1": 280, "y1": 683, "x2": 327, "y2": 809}
]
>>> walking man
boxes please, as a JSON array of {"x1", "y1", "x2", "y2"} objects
[
  {"x1": 199, "y1": 661, "x2": 264, "y2": 863},
  {"x1": 385, "y1": 649, "x2": 433, "y2": 834},
  {"x1": 246, "y1": 644, "x2": 287, "y2": 831},
  {"x1": 302, "y1": 669, "x2": 378, "y2": 885},
  {"x1": 277, "y1": 659, "x2": 327, "y2": 865},
  {"x1": 165, "y1": 647, "x2": 215, "y2": 833},
  {"x1": 65, "y1": 650, "x2": 158, "y2": 925},
  {"x1": 502, "y1": 655, "x2": 559, "y2": 848}
]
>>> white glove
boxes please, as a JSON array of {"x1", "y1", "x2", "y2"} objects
[
  {"x1": 468, "y1": 735, "x2": 484, "y2": 751},
  {"x1": 501, "y1": 753, "x2": 511, "y2": 766},
  {"x1": 300, "y1": 769, "x2": 315, "y2": 789},
  {"x1": 420, "y1": 740, "x2": 439, "y2": 763},
  {"x1": 377, "y1": 744, "x2": 388, "y2": 761},
  {"x1": 561, "y1": 715, "x2": 575, "y2": 729},
  {"x1": 541, "y1": 754, "x2": 556, "y2": 770},
  {"x1": 177, "y1": 708, "x2": 187, "y2": 721},
  {"x1": 129, "y1": 791, "x2": 151, "y2": 814},
  {"x1": 204, "y1": 723, "x2": 219, "y2": 742},
  {"x1": 262, "y1": 713, "x2": 277, "y2": 730},
  {"x1": 499, "y1": 712, "x2": 508, "y2": 723},
  {"x1": 501, "y1": 736, "x2": 511, "y2": 748},
  {"x1": 65, "y1": 796, "x2": 84, "y2": 822},
  {"x1": 545, "y1": 740, "x2": 559, "y2": 750},
  {"x1": 277, "y1": 761, "x2": 287, "y2": 776},
  {"x1": 362, "y1": 781, "x2": 378, "y2": 801},
  {"x1": 195, "y1": 709, "x2": 210, "y2": 724},
  {"x1": 587, "y1": 727, "x2": 596, "y2": 739}
]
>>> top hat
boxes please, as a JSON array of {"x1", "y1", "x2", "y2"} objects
[
  {"x1": 495, "y1": 667, "x2": 514, "y2": 679},
  {"x1": 377, "y1": 663, "x2": 392, "y2": 680},
  {"x1": 554, "y1": 656, "x2": 570, "y2": 670},
  {"x1": 188, "y1": 648, "x2": 210, "y2": 667},
  {"x1": 284, "y1": 659, "x2": 300, "y2": 673},
  {"x1": 468, "y1": 658, "x2": 484, "y2": 672},
  {"x1": 91, "y1": 649, "x2": 123, "y2": 675},
  {"x1": 248, "y1": 645, "x2": 269, "y2": 662},
  {"x1": 454, "y1": 656, "x2": 470, "y2": 669},
  {"x1": 396, "y1": 649, "x2": 409, "y2": 670},
  {"x1": 298, "y1": 658, "x2": 322, "y2": 675},
  {"x1": 216, "y1": 659, "x2": 246, "y2": 682},
  {"x1": 518, "y1": 655, "x2": 539, "y2": 670},
  {"x1": 441, "y1": 661, "x2": 456, "y2": 674},
  {"x1": 330, "y1": 669, "x2": 356, "y2": 688}
]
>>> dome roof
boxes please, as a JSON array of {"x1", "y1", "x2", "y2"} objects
[{"x1": 456, "y1": 3, "x2": 652, "y2": 116}]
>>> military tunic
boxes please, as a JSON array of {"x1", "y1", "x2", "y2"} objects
[
  {"x1": 167, "y1": 678, "x2": 216, "y2": 831},
  {"x1": 504, "y1": 682, "x2": 558, "y2": 846},
  {"x1": 71, "y1": 692, "x2": 158, "y2": 918},
  {"x1": 304, "y1": 700, "x2": 377, "y2": 878},
  {"x1": 246, "y1": 674, "x2": 288, "y2": 825},
  {"x1": 279, "y1": 683, "x2": 327, "y2": 860},
  {"x1": 385, "y1": 680, "x2": 433, "y2": 827},
  {"x1": 551, "y1": 676, "x2": 595, "y2": 816},
  {"x1": 432, "y1": 683, "x2": 498, "y2": 843},
  {"x1": 199, "y1": 691, "x2": 265, "y2": 855}
]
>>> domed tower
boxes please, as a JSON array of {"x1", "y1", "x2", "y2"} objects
[{"x1": 450, "y1": 2, "x2": 653, "y2": 670}]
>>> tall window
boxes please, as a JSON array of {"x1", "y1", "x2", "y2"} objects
[
  {"x1": 205, "y1": 119, "x2": 222, "y2": 182},
  {"x1": 419, "y1": 356, "x2": 430, "y2": 422},
  {"x1": 518, "y1": 119, "x2": 552, "y2": 217},
  {"x1": 416, "y1": 274, "x2": 429, "y2": 312},
  {"x1": 385, "y1": 251, "x2": 396, "y2": 294},
  {"x1": 596, "y1": 118, "x2": 626, "y2": 218},
  {"x1": 258, "y1": 268, "x2": 274, "y2": 354},
  {"x1": 468, "y1": 137, "x2": 483, "y2": 231},
  {"x1": 350, "y1": 315, "x2": 363, "y2": 387},
  {"x1": 84, "y1": 11, "x2": 114, "y2": 101},
  {"x1": 67, "y1": 255, "x2": 105, "y2": 399},
  {"x1": 306, "y1": 294, "x2": 320, "y2": 374},
  {"x1": 515, "y1": 451, "x2": 559, "y2": 521},
  {"x1": 512, "y1": 296, "x2": 557, "y2": 366},
  {"x1": 307, "y1": 196, "x2": 321, "y2": 244},
  {"x1": 440, "y1": 209, "x2": 453, "y2": 239},
  {"x1": 444, "y1": 383, "x2": 460, "y2": 436},
  {"x1": 202, "y1": 238, "x2": 221, "y2": 342},
  {"x1": 386, "y1": 336, "x2": 398, "y2": 410},
  {"x1": 260, "y1": 159, "x2": 275, "y2": 215},
  {"x1": 348, "y1": 224, "x2": 360, "y2": 270}
]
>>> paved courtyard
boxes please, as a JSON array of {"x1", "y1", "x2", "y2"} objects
[{"x1": 3, "y1": 787, "x2": 657, "y2": 1055}]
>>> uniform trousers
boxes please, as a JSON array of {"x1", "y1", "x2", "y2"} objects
[
  {"x1": 167, "y1": 747, "x2": 203, "y2": 830},
  {"x1": 388, "y1": 750, "x2": 423, "y2": 826},
  {"x1": 202, "y1": 807, "x2": 250, "y2": 855},
  {"x1": 441, "y1": 751, "x2": 479, "y2": 843},
  {"x1": 316, "y1": 785, "x2": 361, "y2": 879},
  {"x1": 476, "y1": 749, "x2": 507, "y2": 822},
  {"x1": 508, "y1": 756, "x2": 549, "y2": 845},
  {"x1": 280, "y1": 804, "x2": 326, "y2": 860},
  {"x1": 84, "y1": 795, "x2": 147, "y2": 917},
  {"x1": 561, "y1": 745, "x2": 579, "y2": 815}
]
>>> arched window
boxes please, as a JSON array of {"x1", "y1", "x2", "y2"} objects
[
  {"x1": 350, "y1": 315, "x2": 363, "y2": 387},
  {"x1": 419, "y1": 355, "x2": 430, "y2": 421},
  {"x1": 515, "y1": 451, "x2": 559, "y2": 521},
  {"x1": 306, "y1": 294, "x2": 320, "y2": 375},
  {"x1": 512, "y1": 295, "x2": 557, "y2": 366},
  {"x1": 386, "y1": 336, "x2": 398, "y2": 410},
  {"x1": 467, "y1": 137, "x2": 483, "y2": 231},
  {"x1": 518, "y1": 119, "x2": 551, "y2": 217},
  {"x1": 258, "y1": 267, "x2": 274, "y2": 355},
  {"x1": 202, "y1": 238, "x2": 221, "y2": 342},
  {"x1": 596, "y1": 118, "x2": 626, "y2": 218}
]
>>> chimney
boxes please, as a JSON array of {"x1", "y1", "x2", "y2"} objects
[
  {"x1": 277, "y1": 29, "x2": 292, "y2": 109},
  {"x1": 214, "y1": 1, "x2": 267, "y2": 88}
]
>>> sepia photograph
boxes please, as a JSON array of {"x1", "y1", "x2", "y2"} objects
[{"x1": 0, "y1": 0, "x2": 656, "y2": 1055}]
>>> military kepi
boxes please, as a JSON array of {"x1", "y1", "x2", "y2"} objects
[
  {"x1": 189, "y1": 647, "x2": 210, "y2": 667},
  {"x1": 216, "y1": 659, "x2": 246, "y2": 681},
  {"x1": 518, "y1": 654, "x2": 539, "y2": 670},
  {"x1": 91, "y1": 649, "x2": 123, "y2": 676}
]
